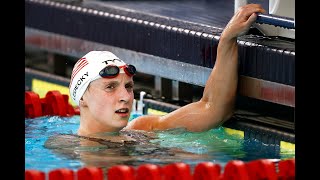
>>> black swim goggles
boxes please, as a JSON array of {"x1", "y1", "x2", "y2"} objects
[{"x1": 99, "y1": 64, "x2": 136, "y2": 78}]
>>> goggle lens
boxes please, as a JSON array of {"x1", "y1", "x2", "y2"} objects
[
  {"x1": 99, "y1": 64, "x2": 136, "y2": 78},
  {"x1": 125, "y1": 64, "x2": 136, "y2": 76}
]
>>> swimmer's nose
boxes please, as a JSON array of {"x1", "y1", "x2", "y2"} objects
[{"x1": 118, "y1": 86, "x2": 132, "y2": 103}]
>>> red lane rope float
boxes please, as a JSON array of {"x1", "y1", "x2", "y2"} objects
[
  {"x1": 162, "y1": 162, "x2": 192, "y2": 180},
  {"x1": 25, "y1": 91, "x2": 42, "y2": 118},
  {"x1": 278, "y1": 159, "x2": 295, "y2": 180},
  {"x1": 45, "y1": 90, "x2": 67, "y2": 117},
  {"x1": 26, "y1": 158, "x2": 295, "y2": 180},
  {"x1": 25, "y1": 170, "x2": 45, "y2": 180},
  {"x1": 246, "y1": 159, "x2": 277, "y2": 180},
  {"x1": 48, "y1": 168, "x2": 74, "y2": 180},
  {"x1": 25, "y1": 90, "x2": 80, "y2": 118},
  {"x1": 193, "y1": 162, "x2": 221, "y2": 180},
  {"x1": 107, "y1": 165, "x2": 135, "y2": 180},
  {"x1": 221, "y1": 160, "x2": 249, "y2": 180},
  {"x1": 136, "y1": 164, "x2": 162, "y2": 180},
  {"x1": 77, "y1": 167, "x2": 104, "y2": 180}
]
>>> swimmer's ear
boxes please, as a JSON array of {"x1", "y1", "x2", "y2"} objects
[{"x1": 79, "y1": 98, "x2": 87, "y2": 107}]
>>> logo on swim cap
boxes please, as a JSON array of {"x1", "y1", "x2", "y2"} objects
[{"x1": 69, "y1": 51, "x2": 127, "y2": 106}]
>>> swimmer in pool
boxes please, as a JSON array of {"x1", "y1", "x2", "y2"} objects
[
  {"x1": 45, "y1": 4, "x2": 266, "y2": 167},
  {"x1": 70, "y1": 4, "x2": 265, "y2": 136}
]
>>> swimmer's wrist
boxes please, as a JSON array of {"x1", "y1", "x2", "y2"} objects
[
  {"x1": 219, "y1": 32, "x2": 237, "y2": 44},
  {"x1": 218, "y1": 35, "x2": 237, "y2": 51}
]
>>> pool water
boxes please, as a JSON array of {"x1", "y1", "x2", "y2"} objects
[{"x1": 25, "y1": 115, "x2": 295, "y2": 172}]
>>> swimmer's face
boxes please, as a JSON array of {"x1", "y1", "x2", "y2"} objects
[{"x1": 82, "y1": 73, "x2": 134, "y2": 131}]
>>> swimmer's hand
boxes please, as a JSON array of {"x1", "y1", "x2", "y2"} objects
[{"x1": 221, "y1": 4, "x2": 266, "y2": 41}]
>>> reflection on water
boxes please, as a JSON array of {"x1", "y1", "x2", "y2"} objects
[{"x1": 25, "y1": 115, "x2": 295, "y2": 172}]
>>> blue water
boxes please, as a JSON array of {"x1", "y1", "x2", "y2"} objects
[{"x1": 25, "y1": 115, "x2": 295, "y2": 172}]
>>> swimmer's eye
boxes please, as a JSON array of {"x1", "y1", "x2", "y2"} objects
[
  {"x1": 125, "y1": 83, "x2": 134, "y2": 91},
  {"x1": 106, "y1": 85, "x2": 115, "y2": 89},
  {"x1": 105, "y1": 82, "x2": 118, "y2": 91}
]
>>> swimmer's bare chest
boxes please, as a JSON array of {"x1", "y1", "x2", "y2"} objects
[{"x1": 45, "y1": 129, "x2": 158, "y2": 148}]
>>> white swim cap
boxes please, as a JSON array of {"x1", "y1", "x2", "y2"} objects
[{"x1": 69, "y1": 51, "x2": 129, "y2": 106}]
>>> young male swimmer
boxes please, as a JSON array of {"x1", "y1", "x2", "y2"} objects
[{"x1": 69, "y1": 4, "x2": 266, "y2": 136}]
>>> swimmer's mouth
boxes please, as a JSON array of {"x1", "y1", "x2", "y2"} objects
[{"x1": 115, "y1": 108, "x2": 129, "y2": 114}]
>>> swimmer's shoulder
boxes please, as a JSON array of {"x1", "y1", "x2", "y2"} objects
[
  {"x1": 120, "y1": 128, "x2": 157, "y2": 140},
  {"x1": 44, "y1": 134, "x2": 80, "y2": 149}
]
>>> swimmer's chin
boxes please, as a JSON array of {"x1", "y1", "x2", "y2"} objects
[
  {"x1": 117, "y1": 119, "x2": 130, "y2": 129},
  {"x1": 118, "y1": 117, "x2": 130, "y2": 124}
]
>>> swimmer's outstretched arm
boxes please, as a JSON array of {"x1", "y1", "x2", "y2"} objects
[{"x1": 126, "y1": 4, "x2": 266, "y2": 132}]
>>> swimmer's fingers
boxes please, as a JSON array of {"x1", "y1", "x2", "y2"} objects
[
  {"x1": 221, "y1": 4, "x2": 266, "y2": 40},
  {"x1": 238, "y1": 4, "x2": 266, "y2": 26}
]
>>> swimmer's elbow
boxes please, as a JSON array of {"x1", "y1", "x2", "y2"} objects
[
  {"x1": 216, "y1": 100, "x2": 235, "y2": 126},
  {"x1": 206, "y1": 105, "x2": 235, "y2": 130}
]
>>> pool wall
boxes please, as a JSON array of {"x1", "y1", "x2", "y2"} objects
[
  {"x1": 25, "y1": 0, "x2": 295, "y2": 108},
  {"x1": 25, "y1": 68, "x2": 295, "y2": 153}
]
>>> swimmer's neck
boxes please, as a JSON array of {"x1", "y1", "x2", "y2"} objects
[
  {"x1": 77, "y1": 126, "x2": 122, "y2": 136},
  {"x1": 78, "y1": 115, "x2": 125, "y2": 135}
]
